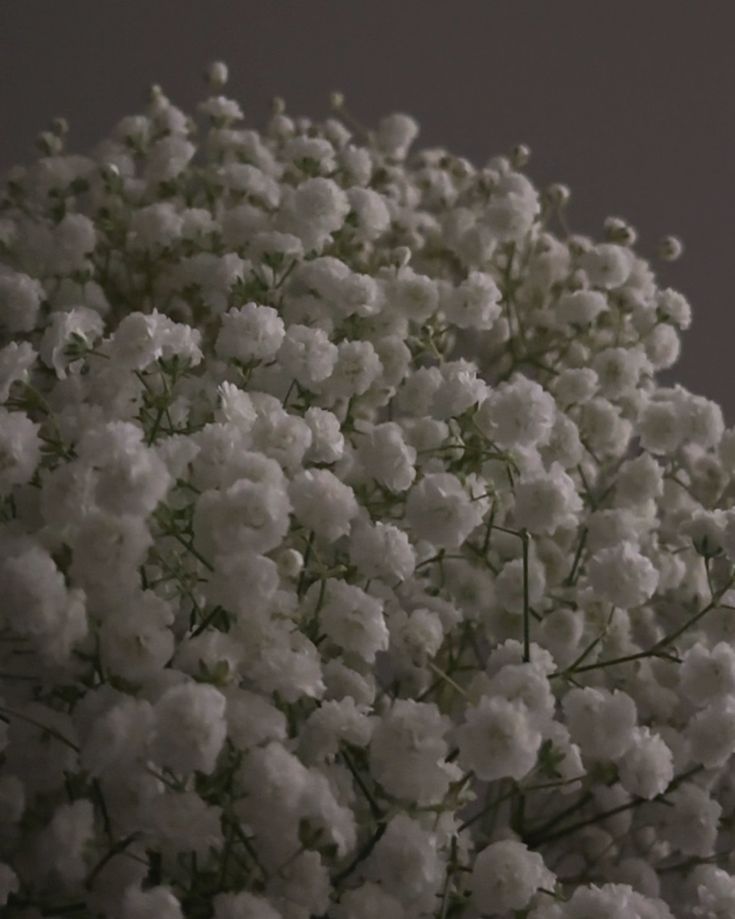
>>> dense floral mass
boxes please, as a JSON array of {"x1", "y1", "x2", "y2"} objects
[{"x1": 1, "y1": 60, "x2": 734, "y2": 918}]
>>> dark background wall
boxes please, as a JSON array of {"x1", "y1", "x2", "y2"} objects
[{"x1": 1, "y1": 2, "x2": 733, "y2": 418}]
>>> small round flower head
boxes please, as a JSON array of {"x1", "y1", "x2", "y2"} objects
[
  {"x1": 390, "y1": 267, "x2": 440, "y2": 323},
  {"x1": 215, "y1": 302, "x2": 285, "y2": 363},
  {"x1": 369, "y1": 699, "x2": 452, "y2": 804},
  {"x1": 289, "y1": 468, "x2": 358, "y2": 542},
  {"x1": 457, "y1": 695, "x2": 542, "y2": 781},
  {"x1": 556, "y1": 289, "x2": 608, "y2": 326},
  {"x1": 0, "y1": 270, "x2": 44, "y2": 335},
  {"x1": 615, "y1": 452, "x2": 664, "y2": 506},
  {"x1": 0, "y1": 340, "x2": 36, "y2": 402},
  {"x1": 513, "y1": 462, "x2": 583, "y2": 534},
  {"x1": 358, "y1": 421, "x2": 417, "y2": 492},
  {"x1": 689, "y1": 865, "x2": 735, "y2": 918},
  {"x1": 150, "y1": 681, "x2": 227, "y2": 775},
  {"x1": 194, "y1": 476, "x2": 291, "y2": 555},
  {"x1": 121, "y1": 885, "x2": 184, "y2": 919},
  {"x1": 580, "y1": 243, "x2": 634, "y2": 289},
  {"x1": 686, "y1": 697, "x2": 735, "y2": 768},
  {"x1": 553, "y1": 367, "x2": 599, "y2": 406},
  {"x1": 639, "y1": 399, "x2": 685, "y2": 455},
  {"x1": 617, "y1": 727, "x2": 674, "y2": 799},
  {"x1": 316, "y1": 578, "x2": 388, "y2": 663},
  {"x1": 405, "y1": 472, "x2": 486, "y2": 549},
  {"x1": 376, "y1": 112, "x2": 419, "y2": 159},
  {"x1": 660, "y1": 783, "x2": 721, "y2": 857},
  {"x1": 587, "y1": 541, "x2": 659, "y2": 609},
  {"x1": 443, "y1": 270, "x2": 502, "y2": 330},
  {"x1": 562, "y1": 687, "x2": 637, "y2": 762},
  {"x1": 349, "y1": 519, "x2": 416, "y2": 582},
  {"x1": 0, "y1": 407, "x2": 41, "y2": 493},
  {"x1": 476, "y1": 377, "x2": 555, "y2": 449},
  {"x1": 212, "y1": 891, "x2": 281, "y2": 919},
  {"x1": 471, "y1": 839, "x2": 555, "y2": 915},
  {"x1": 679, "y1": 641, "x2": 735, "y2": 705},
  {"x1": 278, "y1": 323, "x2": 339, "y2": 387},
  {"x1": 279, "y1": 176, "x2": 350, "y2": 249},
  {"x1": 363, "y1": 813, "x2": 443, "y2": 907},
  {"x1": 657, "y1": 235, "x2": 684, "y2": 261}
]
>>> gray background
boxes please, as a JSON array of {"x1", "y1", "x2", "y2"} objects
[{"x1": 1, "y1": 2, "x2": 733, "y2": 418}]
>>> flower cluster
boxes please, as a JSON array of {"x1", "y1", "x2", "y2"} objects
[{"x1": 0, "y1": 61, "x2": 733, "y2": 919}]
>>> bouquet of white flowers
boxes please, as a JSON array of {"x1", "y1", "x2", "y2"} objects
[{"x1": 0, "y1": 60, "x2": 733, "y2": 919}]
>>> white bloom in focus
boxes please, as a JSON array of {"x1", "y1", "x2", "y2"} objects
[
  {"x1": 121, "y1": 885, "x2": 184, "y2": 919},
  {"x1": 471, "y1": 839, "x2": 555, "y2": 914},
  {"x1": 289, "y1": 468, "x2": 357, "y2": 542},
  {"x1": 358, "y1": 421, "x2": 416, "y2": 492},
  {"x1": 317, "y1": 578, "x2": 388, "y2": 662},
  {"x1": 457, "y1": 696, "x2": 541, "y2": 781},
  {"x1": 0, "y1": 407, "x2": 40, "y2": 493},
  {"x1": 215, "y1": 302, "x2": 285, "y2": 363},
  {"x1": 349, "y1": 520, "x2": 416, "y2": 582},
  {"x1": 405, "y1": 472, "x2": 486, "y2": 549},
  {"x1": 513, "y1": 462, "x2": 583, "y2": 534},
  {"x1": 476, "y1": 377, "x2": 555, "y2": 449},
  {"x1": 150, "y1": 682, "x2": 227, "y2": 775},
  {"x1": 617, "y1": 727, "x2": 674, "y2": 799},
  {"x1": 587, "y1": 541, "x2": 658, "y2": 609},
  {"x1": 562, "y1": 687, "x2": 637, "y2": 762}
]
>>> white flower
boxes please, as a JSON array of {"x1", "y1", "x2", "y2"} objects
[
  {"x1": 557, "y1": 289, "x2": 608, "y2": 326},
  {"x1": 471, "y1": 840, "x2": 555, "y2": 914},
  {"x1": 304, "y1": 406, "x2": 344, "y2": 463},
  {"x1": 660, "y1": 783, "x2": 721, "y2": 857},
  {"x1": 0, "y1": 341, "x2": 36, "y2": 402},
  {"x1": 587, "y1": 541, "x2": 659, "y2": 609},
  {"x1": 0, "y1": 407, "x2": 40, "y2": 493},
  {"x1": 686, "y1": 697, "x2": 735, "y2": 768},
  {"x1": 616, "y1": 452, "x2": 664, "y2": 505},
  {"x1": 278, "y1": 323, "x2": 338, "y2": 387},
  {"x1": 369, "y1": 699, "x2": 452, "y2": 804},
  {"x1": 279, "y1": 176, "x2": 350, "y2": 249},
  {"x1": 617, "y1": 727, "x2": 673, "y2": 799},
  {"x1": 316, "y1": 578, "x2": 388, "y2": 662},
  {"x1": 289, "y1": 468, "x2": 357, "y2": 541},
  {"x1": 680, "y1": 642, "x2": 735, "y2": 705},
  {"x1": 364, "y1": 813, "x2": 443, "y2": 907},
  {"x1": 376, "y1": 113, "x2": 419, "y2": 158},
  {"x1": 457, "y1": 696, "x2": 542, "y2": 781},
  {"x1": 390, "y1": 267, "x2": 439, "y2": 322},
  {"x1": 40, "y1": 799, "x2": 95, "y2": 884},
  {"x1": 4, "y1": 69, "x2": 735, "y2": 919},
  {"x1": 444, "y1": 271, "x2": 502, "y2": 329},
  {"x1": 215, "y1": 302, "x2": 285, "y2": 363},
  {"x1": 121, "y1": 885, "x2": 184, "y2": 919},
  {"x1": 513, "y1": 462, "x2": 583, "y2": 534},
  {"x1": 476, "y1": 377, "x2": 555, "y2": 448},
  {"x1": 405, "y1": 472, "x2": 486, "y2": 548},
  {"x1": 213, "y1": 891, "x2": 282, "y2": 919},
  {"x1": 150, "y1": 681, "x2": 227, "y2": 775},
  {"x1": 639, "y1": 399, "x2": 685, "y2": 454},
  {"x1": 580, "y1": 243, "x2": 634, "y2": 288},
  {"x1": 349, "y1": 519, "x2": 416, "y2": 582},
  {"x1": 358, "y1": 421, "x2": 416, "y2": 492},
  {"x1": 194, "y1": 476, "x2": 291, "y2": 556},
  {"x1": 129, "y1": 202, "x2": 183, "y2": 250},
  {"x1": 40, "y1": 305, "x2": 104, "y2": 378},
  {"x1": 562, "y1": 687, "x2": 637, "y2": 761}
]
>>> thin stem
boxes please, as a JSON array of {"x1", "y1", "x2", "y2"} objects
[{"x1": 522, "y1": 529, "x2": 531, "y2": 662}]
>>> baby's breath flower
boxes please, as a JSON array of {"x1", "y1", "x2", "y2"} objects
[{"x1": 0, "y1": 61, "x2": 729, "y2": 919}]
